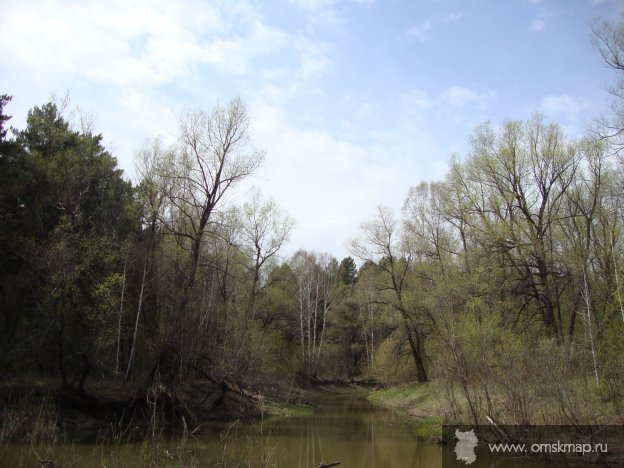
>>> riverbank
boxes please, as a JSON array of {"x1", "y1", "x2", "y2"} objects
[
  {"x1": 366, "y1": 381, "x2": 624, "y2": 466},
  {"x1": 5, "y1": 379, "x2": 623, "y2": 467},
  {"x1": 0, "y1": 378, "x2": 324, "y2": 466},
  {"x1": 0, "y1": 378, "x2": 301, "y2": 445},
  {"x1": 0, "y1": 377, "x2": 369, "y2": 447},
  {"x1": 367, "y1": 382, "x2": 446, "y2": 439}
]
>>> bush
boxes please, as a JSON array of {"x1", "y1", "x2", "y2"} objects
[{"x1": 366, "y1": 331, "x2": 415, "y2": 385}]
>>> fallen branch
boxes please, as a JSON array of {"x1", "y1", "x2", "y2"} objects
[{"x1": 486, "y1": 414, "x2": 511, "y2": 441}]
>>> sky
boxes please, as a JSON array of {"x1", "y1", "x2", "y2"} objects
[{"x1": 1, "y1": 0, "x2": 623, "y2": 261}]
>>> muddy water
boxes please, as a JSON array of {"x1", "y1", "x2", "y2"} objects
[
  {"x1": 1, "y1": 391, "x2": 560, "y2": 467},
  {"x1": 1, "y1": 391, "x2": 439, "y2": 467},
  {"x1": 221, "y1": 391, "x2": 443, "y2": 467}
]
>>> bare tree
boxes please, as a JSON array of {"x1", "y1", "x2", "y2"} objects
[
  {"x1": 135, "y1": 137, "x2": 172, "y2": 238},
  {"x1": 168, "y1": 98, "x2": 264, "y2": 316},
  {"x1": 403, "y1": 181, "x2": 459, "y2": 275},
  {"x1": 241, "y1": 188, "x2": 295, "y2": 315},
  {"x1": 460, "y1": 118, "x2": 580, "y2": 341},
  {"x1": 350, "y1": 206, "x2": 429, "y2": 383},
  {"x1": 591, "y1": 19, "x2": 624, "y2": 153}
]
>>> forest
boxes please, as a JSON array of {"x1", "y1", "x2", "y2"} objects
[{"x1": 1, "y1": 17, "x2": 624, "y2": 467}]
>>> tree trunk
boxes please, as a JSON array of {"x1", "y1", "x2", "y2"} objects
[
  {"x1": 115, "y1": 254, "x2": 128, "y2": 376},
  {"x1": 125, "y1": 255, "x2": 148, "y2": 381},
  {"x1": 402, "y1": 318, "x2": 428, "y2": 383}
]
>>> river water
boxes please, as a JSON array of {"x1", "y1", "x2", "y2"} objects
[
  {"x1": 2, "y1": 391, "x2": 439, "y2": 467},
  {"x1": 1, "y1": 391, "x2": 572, "y2": 467}
]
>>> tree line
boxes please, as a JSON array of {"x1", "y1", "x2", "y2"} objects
[{"x1": 1, "y1": 19, "x2": 623, "y2": 427}]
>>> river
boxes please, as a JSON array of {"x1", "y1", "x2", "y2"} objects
[{"x1": 0, "y1": 390, "x2": 573, "y2": 467}]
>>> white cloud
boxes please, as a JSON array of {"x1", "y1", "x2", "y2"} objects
[
  {"x1": 246, "y1": 101, "x2": 378, "y2": 256},
  {"x1": 441, "y1": 86, "x2": 496, "y2": 107},
  {"x1": 401, "y1": 89, "x2": 433, "y2": 110},
  {"x1": 297, "y1": 39, "x2": 334, "y2": 80},
  {"x1": 0, "y1": 0, "x2": 481, "y2": 259},
  {"x1": 406, "y1": 20, "x2": 432, "y2": 42},
  {"x1": 0, "y1": 0, "x2": 343, "y2": 183},
  {"x1": 400, "y1": 85, "x2": 496, "y2": 134},
  {"x1": 539, "y1": 94, "x2": 590, "y2": 116},
  {"x1": 246, "y1": 97, "x2": 446, "y2": 258},
  {"x1": 531, "y1": 18, "x2": 546, "y2": 32},
  {"x1": 537, "y1": 94, "x2": 592, "y2": 137},
  {"x1": 0, "y1": 0, "x2": 290, "y2": 87}
]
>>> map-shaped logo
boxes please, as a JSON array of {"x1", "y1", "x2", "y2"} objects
[{"x1": 454, "y1": 429, "x2": 478, "y2": 465}]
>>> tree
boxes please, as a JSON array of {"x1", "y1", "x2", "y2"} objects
[
  {"x1": 592, "y1": 18, "x2": 624, "y2": 153},
  {"x1": 353, "y1": 262, "x2": 381, "y2": 372},
  {"x1": 350, "y1": 206, "x2": 429, "y2": 383},
  {"x1": 168, "y1": 97, "x2": 264, "y2": 318},
  {"x1": 338, "y1": 256, "x2": 358, "y2": 286},
  {"x1": 0, "y1": 94, "x2": 12, "y2": 144},
  {"x1": 290, "y1": 250, "x2": 338, "y2": 378},
  {"x1": 457, "y1": 118, "x2": 579, "y2": 341},
  {"x1": 197, "y1": 193, "x2": 294, "y2": 382},
  {"x1": 124, "y1": 138, "x2": 172, "y2": 380},
  {"x1": 0, "y1": 100, "x2": 136, "y2": 385},
  {"x1": 137, "y1": 98, "x2": 267, "y2": 383},
  {"x1": 403, "y1": 181, "x2": 458, "y2": 275},
  {"x1": 240, "y1": 188, "x2": 295, "y2": 315}
]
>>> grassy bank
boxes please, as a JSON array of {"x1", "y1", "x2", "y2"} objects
[
  {"x1": 367, "y1": 376, "x2": 624, "y2": 438},
  {"x1": 267, "y1": 402, "x2": 314, "y2": 418},
  {"x1": 367, "y1": 382, "x2": 447, "y2": 438},
  {"x1": 266, "y1": 382, "x2": 370, "y2": 418}
]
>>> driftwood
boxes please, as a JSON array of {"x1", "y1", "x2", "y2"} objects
[
  {"x1": 183, "y1": 362, "x2": 261, "y2": 405},
  {"x1": 316, "y1": 462, "x2": 341, "y2": 468}
]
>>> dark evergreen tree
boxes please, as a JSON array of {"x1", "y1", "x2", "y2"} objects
[
  {"x1": 0, "y1": 100, "x2": 137, "y2": 384},
  {"x1": 338, "y1": 256, "x2": 357, "y2": 286}
]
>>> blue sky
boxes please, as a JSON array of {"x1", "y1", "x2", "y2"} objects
[{"x1": 1, "y1": 0, "x2": 622, "y2": 260}]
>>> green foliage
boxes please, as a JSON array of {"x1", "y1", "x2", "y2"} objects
[
  {"x1": 412, "y1": 417, "x2": 442, "y2": 438},
  {"x1": 0, "y1": 94, "x2": 12, "y2": 143},
  {"x1": 248, "y1": 326, "x2": 302, "y2": 381},
  {"x1": 367, "y1": 333, "x2": 415, "y2": 385},
  {"x1": 596, "y1": 319, "x2": 624, "y2": 411},
  {"x1": 2, "y1": 91, "x2": 624, "y2": 436},
  {"x1": 0, "y1": 99, "x2": 137, "y2": 381}
]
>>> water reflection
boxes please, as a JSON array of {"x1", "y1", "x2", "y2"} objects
[
  {"x1": 206, "y1": 392, "x2": 441, "y2": 467},
  {"x1": 1, "y1": 392, "x2": 442, "y2": 467}
]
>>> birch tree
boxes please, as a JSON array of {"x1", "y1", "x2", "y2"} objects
[{"x1": 290, "y1": 250, "x2": 337, "y2": 378}]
